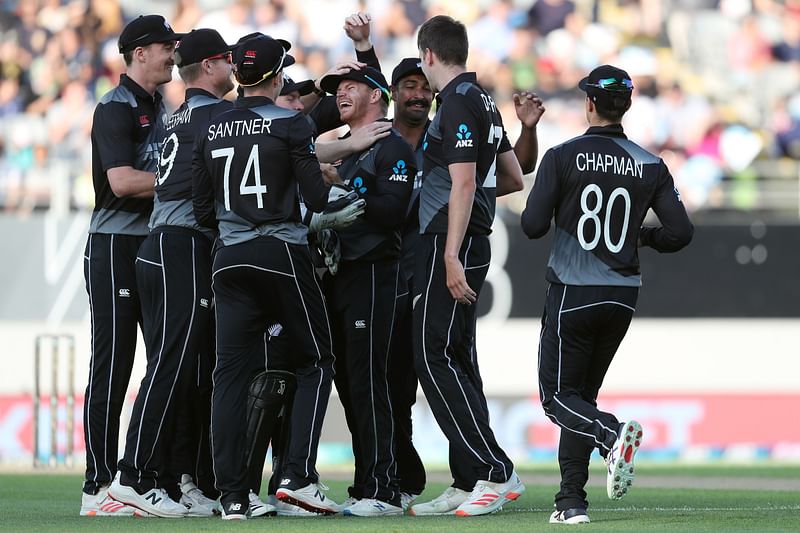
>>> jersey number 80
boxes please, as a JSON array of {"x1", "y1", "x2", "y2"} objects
[{"x1": 578, "y1": 184, "x2": 631, "y2": 254}]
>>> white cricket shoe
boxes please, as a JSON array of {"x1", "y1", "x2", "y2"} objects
[
  {"x1": 400, "y1": 492, "x2": 418, "y2": 511},
  {"x1": 109, "y1": 478, "x2": 187, "y2": 518},
  {"x1": 79, "y1": 484, "x2": 141, "y2": 517},
  {"x1": 269, "y1": 496, "x2": 318, "y2": 517},
  {"x1": 178, "y1": 475, "x2": 218, "y2": 516},
  {"x1": 338, "y1": 496, "x2": 360, "y2": 512},
  {"x1": 248, "y1": 491, "x2": 276, "y2": 517},
  {"x1": 454, "y1": 471, "x2": 525, "y2": 517},
  {"x1": 342, "y1": 498, "x2": 403, "y2": 517},
  {"x1": 408, "y1": 487, "x2": 470, "y2": 516},
  {"x1": 606, "y1": 420, "x2": 643, "y2": 500},
  {"x1": 549, "y1": 508, "x2": 590, "y2": 524},
  {"x1": 276, "y1": 481, "x2": 339, "y2": 515}
]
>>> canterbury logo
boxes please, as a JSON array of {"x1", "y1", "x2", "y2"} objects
[
  {"x1": 354, "y1": 320, "x2": 366, "y2": 329},
  {"x1": 145, "y1": 492, "x2": 162, "y2": 505},
  {"x1": 200, "y1": 298, "x2": 209, "y2": 308},
  {"x1": 118, "y1": 288, "x2": 130, "y2": 298}
]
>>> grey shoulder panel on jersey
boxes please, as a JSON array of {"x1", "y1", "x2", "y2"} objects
[
  {"x1": 610, "y1": 138, "x2": 661, "y2": 165},
  {"x1": 250, "y1": 104, "x2": 298, "y2": 121},
  {"x1": 187, "y1": 95, "x2": 222, "y2": 110},
  {"x1": 455, "y1": 81, "x2": 474, "y2": 96},
  {"x1": 99, "y1": 85, "x2": 137, "y2": 108},
  {"x1": 89, "y1": 208, "x2": 150, "y2": 235},
  {"x1": 547, "y1": 226, "x2": 641, "y2": 287}
]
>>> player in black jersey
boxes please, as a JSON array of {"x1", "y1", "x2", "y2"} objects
[
  {"x1": 193, "y1": 35, "x2": 339, "y2": 520},
  {"x1": 521, "y1": 65, "x2": 693, "y2": 525},
  {"x1": 80, "y1": 14, "x2": 182, "y2": 518},
  {"x1": 316, "y1": 65, "x2": 414, "y2": 517},
  {"x1": 108, "y1": 28, "x2": 236, "y2": 518},
  {"x1": 410, "y1": 15, "x2": 527, "y2": 517}
]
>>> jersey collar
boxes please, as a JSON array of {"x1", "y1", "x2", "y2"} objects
[
  {"x1": 435, "y1": 71, "x2": 477, "y2": 105},
  {"x1": 234, "y1": 95, "x2": 275, "y2": 109},
  {"x1": 185, "y1": 88, "x2": 219, "y2": 100},
  {"x1": 584, "y1": 123, "x2": 627, "y2": 138},
  {"x1": 120, "y1": 74, "x2": 163, "y2": 106}
]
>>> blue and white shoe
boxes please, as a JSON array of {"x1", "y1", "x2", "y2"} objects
[{"x1": 342, "y1": 498, "x2": 403, "y2": 517}]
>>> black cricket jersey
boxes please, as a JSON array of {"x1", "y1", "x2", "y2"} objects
[
  {"x1": 521, "y1": 123, "x2": 694, "y2": 287},
  {"x1": 192, "y1": 95, "x2": 328, "y2": 247},
  {"x1": 398, "y1": 120, "x2": 428, "y2": 280},
  {"x1": 90, "y1": 74, "x2": 166, "y2": 235},
  {"x1": 419, "y1": 72, "x2": 512, "y2": 236},
  {"x1": 151, "y1": 88, "x2": 233, "y2": 238},
  {"x1": 336, "y1": 122, "x2": 415, "y2": 262}
]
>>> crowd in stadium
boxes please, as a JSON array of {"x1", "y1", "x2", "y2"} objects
[{"x1": 0, "y1": 0, "x2": 799, "y2": 215}]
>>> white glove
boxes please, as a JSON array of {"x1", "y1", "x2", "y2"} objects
[{"x1": 308, "y1": 184, "x2": 366, "y2": 232}]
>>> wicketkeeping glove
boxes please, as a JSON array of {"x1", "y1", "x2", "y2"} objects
[
  {"x1": 317, "y1": 229, "x2": 341, "y2": 276},
  {"x1": 307, "y1": 184, "x2": 366, "y2": 233}
]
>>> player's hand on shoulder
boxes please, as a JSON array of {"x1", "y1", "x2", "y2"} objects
[
  {"x1": 513, "y1": 91, "x2": 545, "y2": 129},
  {"x1": 349, "y1": 121, "x2": 392, "y2": 152}
]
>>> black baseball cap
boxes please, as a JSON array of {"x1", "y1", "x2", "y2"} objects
[
  {"x1": 233, "y1": 35, "x2": 295, "y2": 87},
  {"x1": 281, "y1": 75, "x2": 315, "y2": 96},
  {"x1": 391, "y1": 57, "x2": 424, "y2": 86},
  {"x1": 175, "y1": 29, "x2": 237, "y2": 68},
  {"x1": 319, "y1": 66, "x2": 390, "y2": 103},
  {"x1": 118, "y1": 15, "x2": 184, "y2": 53},
  {"x1": 578, "y1": 64, "x2": 634, "y2": 94}
]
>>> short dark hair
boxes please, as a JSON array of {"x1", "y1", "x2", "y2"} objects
[
  {"x1": 592, "y1": 92, "x2": 631, "y2": 123},
  {"x1": 417, "y1": 15, "x2": 468, "y2": 67},
  {"x1": 123, "y1": 50, "x2": 134, "y2": 66}
]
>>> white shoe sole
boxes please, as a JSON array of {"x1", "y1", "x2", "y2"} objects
[
  {"x1": 108, "y1": 484, "x2": 186, "y2": 518},
  {"x1": 276, "y1": 489, "x2": 338, "y2": 515},
  {"x1": 607, "y1": 420, "x2": 643, "y2": 500}
]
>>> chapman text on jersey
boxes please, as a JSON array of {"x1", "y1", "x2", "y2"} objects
[{"x1": 576, "y1": 152, "x2": 643, "y2": 179}]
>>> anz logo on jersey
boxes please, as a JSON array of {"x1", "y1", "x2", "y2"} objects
[
  {"x1": 455, "y1": 123, "x2": 473, "y2": 148},
  {"x1": 389, "y1": 160, "x2": 408, "y2": 182},
  {"x1": 352, "y1": 176, "x2": 367, "y2": 194}
]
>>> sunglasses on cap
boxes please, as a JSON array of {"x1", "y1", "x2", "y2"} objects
[
  {"x1": 585, "y1": 77, "x2": 634, "y2": 91},
  {"x1": 364, "y1": 73, "x2": 391, "y2": 102}
]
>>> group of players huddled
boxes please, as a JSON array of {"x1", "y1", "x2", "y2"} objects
[{"x1": 79, "y1": 7, "x2": 691, "y2": 525}]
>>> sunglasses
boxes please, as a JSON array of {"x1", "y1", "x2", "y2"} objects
[
  {"x1": 586, "y1": 77, "x2": 634, "y2": 91},
  {"x1": 364, "y1": 74, "x2": 391, "y2": 101},
  {"x1": 205, "y1": 51, "x2": 232, "y2": 64}
]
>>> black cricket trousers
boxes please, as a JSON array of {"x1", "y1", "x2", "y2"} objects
[
  {"x1": 117, "y1": 227, "x2": 213, "y2": 492},
  {"x1": 325, "y1": 258, "x2": 401, "y2": 505},
  {"x1": 387, "y1": 274, "x2": 426, "y2": 496},
  {"x1": 82, "y1": 233, "x2": 144, "y2": 494},
  {"x1": 211, "y1": 236, "x2": 334, "y2": 500},
  {"x1": 413, "y1": 233, "x2": 514, "y2": 489},
  {"x1": 538, "y1": 282, "x2": 638, "y2": 511}
]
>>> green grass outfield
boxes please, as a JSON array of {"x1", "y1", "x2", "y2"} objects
[{"x1": 1, "y1": 465, "x2": 799, "y2": 532}]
